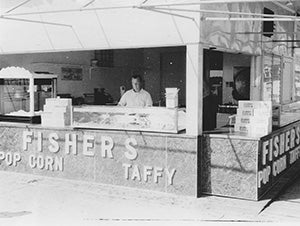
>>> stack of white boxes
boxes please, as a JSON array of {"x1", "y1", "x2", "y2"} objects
[
  {"x1": 165, "y1": 88, "x2": 179, "y2": 108},
  {"x1": 234, "y1": 101, "x2": 272, "y2": 137},
  {"x1": 41, "y1": 98, "x2": 72, "y2": 127}
]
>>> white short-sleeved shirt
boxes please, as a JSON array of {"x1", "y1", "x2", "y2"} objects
[{"x1": 118, "y1": 89, "x2": 153, "y2": 107}]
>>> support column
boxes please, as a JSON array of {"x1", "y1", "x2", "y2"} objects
[
  {"x1": 186, "y1": 44, "x2": 203, "y2": 136},
  {"x1": 29, "y1": 77, "x2": 34, "y2": 116},
  {"x1": 250, "y1": 55, "x2": 262, "y2": 100}
]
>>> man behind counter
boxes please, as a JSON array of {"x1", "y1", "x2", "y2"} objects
[{"x1": 118, "y1": 75, "x2": 153, "y2": 107}]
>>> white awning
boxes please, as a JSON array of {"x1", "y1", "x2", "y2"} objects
[
  {"x1": 1, "y1": 0, "x2": 300, "y2": 54},
  {"x1": 0, "y1": 0, "x2": 201, "y2": 54}
]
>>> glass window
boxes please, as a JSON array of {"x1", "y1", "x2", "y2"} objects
[
  {"x1": 0, "y1": 79, "x2": 30, "y2": 115},
  {"x1": 263, "y1": 54, "x2": 281, "y2": 105},
  {"x1": 295, "y1": 58, "x2": 300, "y2": 101},
  {"x1": 281, "y1": 58, "x2": 293, "y2": 104}
]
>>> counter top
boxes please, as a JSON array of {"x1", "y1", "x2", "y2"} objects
[
  {"x1": 203, "y1": 127, "x2": 262, "y2": 140},
  {"x1": 0, "y1": 122, "x2": 196, "y2": 139}
]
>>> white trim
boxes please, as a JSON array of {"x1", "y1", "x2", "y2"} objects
[
  {"x1": 150, "y1": 7, "x2": 296, "y2": 18},
  {"x1": 273, "y1": 1, "x2": 296, "y2": 14},
  {"x1": 203, "y1": 17, "x2": 300, "y2": 21}
]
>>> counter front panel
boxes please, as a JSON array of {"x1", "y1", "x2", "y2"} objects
[
  {"x1": 201, "y1": 135, "x2": 258, "y2": 200},
  {"x1": 202, "y1": 120, "x2": 300, "y2": 200},
  {"x1": 0, "y1": 124, "x2": 198, "y2": 196}
]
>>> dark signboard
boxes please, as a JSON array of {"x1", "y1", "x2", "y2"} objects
[{"x1": 258, "y1": 121, "x2": 300, "y2": 197}]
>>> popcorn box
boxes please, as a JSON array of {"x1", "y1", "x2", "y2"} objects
[
  {"x1": 42, "y1": 98, "x2": 72, "y2": 127},
  {"x1": 41, "y1": 112, "x2": 65, "y2": 127},
  {"x1": 234, "y1": 123, "x2": 271, "y2": 137},
  {"x1": 45, "y1": 98, "x2": 72, "y2": 107},
  {"x1": 236, "y1": 108, "x2": 272, "y2": 117},
  {"x1": 235, "y1": 115, "x2": 272, "y2": 125},
  {"x1": 43, "y1": 105, "x2": 67, "y2": 112},
  {"x1": 166, "y1": 96, "x2": 178, "y2": 108},
  {"x1": 238, "y1": 101, "x2": 272, "y2": 111}
]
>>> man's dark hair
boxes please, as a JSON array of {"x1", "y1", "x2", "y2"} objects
[{"x1": 132, "y1": 74, "x2": 142, "y2": 81}]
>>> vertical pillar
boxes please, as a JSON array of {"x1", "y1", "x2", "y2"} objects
[
  {"x1": 53, "y1": 78, "x2": 57, "y2": 98},
  {"x1": 29, "y1": 77, "x2": 34, "y2": 116},
  {"x1": 250, "y1": 55, "x2": 262, "y2": 100},
  {"x1": 186, "y1": 44, "x2": 203, "y2": 136}
]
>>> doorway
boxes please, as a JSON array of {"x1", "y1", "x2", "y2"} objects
[{"x1": 203, "y1": 49, "x2": 223, "y2": 131}]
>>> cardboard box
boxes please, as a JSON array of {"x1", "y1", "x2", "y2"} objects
[
  {"x1": 165, "y1": 88, "x2": 179, "y2": 108},
  {"x1": 235, "y1": 115, "x2": 272, "y2": 125},
  {"x1": 42, "y1": 98, "x2": 72, "y2": 127},
  {"x1": 236, "y1": 108, "x2": 272, "y2": 117},
  {"x1": 43, "y1": 105, "x2": 67, "y2": 112},
  {"x1": 45, "y1": 98, "x2": 72, "y2": 106},
  {"x1": 41, "y1": 112, "x2": 65, "y2": 127},
  {"x1": 234, "y1": 123, "x2": 271, "y2": 137},
  {"x1": 166, "y1": 96, "x2": 178, "y2": 108},
  {"x1": 238, "y1": 101, "x2": 272, "y2": 111}
]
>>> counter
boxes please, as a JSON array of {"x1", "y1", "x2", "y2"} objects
[
  {"x1": 2, "y1": 116, "x2": 299, "y2": 200},
  {"x1": 0, "y1": 122, "x2": 198, "y2": 196},
  {"x1": 201, "y1": 121, "x2": 300, "y2": 200}
]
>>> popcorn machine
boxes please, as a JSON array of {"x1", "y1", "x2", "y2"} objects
[{"x1": 0, "y1": 67, "x2": 57, "y2": 123}]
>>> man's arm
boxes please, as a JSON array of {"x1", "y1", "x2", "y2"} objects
[{"x1": 118, "y1": 92, "x2": 127, "y2": 106}]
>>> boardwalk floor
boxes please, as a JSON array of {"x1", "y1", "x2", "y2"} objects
[{"x1": 1, "y1": 169, "x2": 300, "y2": 225}]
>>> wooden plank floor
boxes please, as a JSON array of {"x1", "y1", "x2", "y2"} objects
[{"x1": 1, "y1": 159, "x2": 300, "y2": 223}]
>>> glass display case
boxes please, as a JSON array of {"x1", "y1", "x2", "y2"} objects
[
  {"x1": 0, "y1": 67, "x2": 57, "y2": 123},
  {"x1": 72, "y1": 106, "x2": 186, "y2": 133}
]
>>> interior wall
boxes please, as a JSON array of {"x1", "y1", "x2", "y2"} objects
[
  {"x1": 0, "y1": 46, "x2": 186, "y2": 104},
  {"x1": 143, "y1": 49, "x2": 161, "y2": 104},
  {"x1": 222, "y1": 53, "x2": 251, "y2": 104},
  {"x1": 143, "y1": 47, "x2": 186, "y2": 106},
  {"x1": 0, "y1": 50, "x2": 141, "y2": 101}
]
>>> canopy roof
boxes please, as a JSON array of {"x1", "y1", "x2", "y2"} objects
[{"x1": 1, "y1": 0, "x2": 300, "y2": 54}]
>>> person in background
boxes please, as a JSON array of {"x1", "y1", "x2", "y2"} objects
[
  {"x1": 203, "y1": 81, "x2": 218, "y2": 131},
  {"x1": 118, "y1": 75, "x2": 153, "y2": 107},
  {"x1": 94, "y1": 88, "x2": 113, "y2": 105}
]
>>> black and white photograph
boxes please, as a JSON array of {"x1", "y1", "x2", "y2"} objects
[{"x1": 1, "y1": 0, "x2": 300, "y2": 225}]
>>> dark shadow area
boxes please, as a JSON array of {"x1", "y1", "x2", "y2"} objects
[
  {"x1": 197, "y1": 135, "x2": 202, "y2": 197},
  {"x1": 259, "y1": 160, "x2": 300, "y2": 204},
  {"x1": 200, "y1": 135, "x2": 211, "y2": 194}
]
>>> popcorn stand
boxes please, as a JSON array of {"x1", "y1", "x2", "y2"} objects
[
  {"x1": 1, "y1": 0, "x2": 300, "y2": 202},
  {"x1": 0, "y1": 69, "x2": 195, "y2": 197}
]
